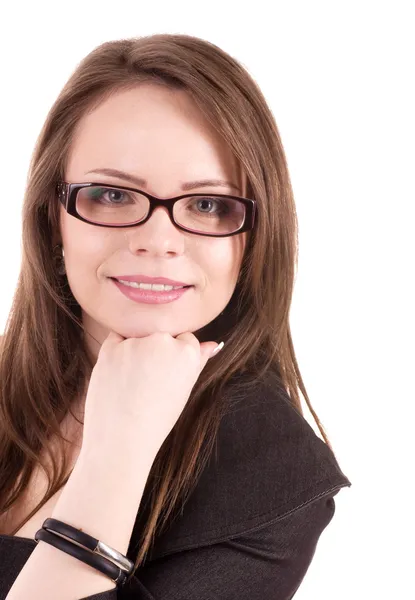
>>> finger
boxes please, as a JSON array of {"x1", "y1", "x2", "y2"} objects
[
  {"x1": 175, "y1": 332, "x2": 210, "y2": 369},
  {"x1": 175, "y1": 333, "x2": 222, "y2": 369},
  {"x1": 107, "y1": 330, "x2": 126, "y2": 342},
  {"x1": 199, "y1": 341, "x2": 223, "y2": 370},
  {"x1": 175, "y1": 331, "x2": 200, "y2": 354},
  {"x1": 99, "y1": 330, "x2": 126, "y2": 353}
]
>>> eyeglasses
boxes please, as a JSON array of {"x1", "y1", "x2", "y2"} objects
[{"x1": 56, "y1": 181, "x2": 257, "y2": 238}]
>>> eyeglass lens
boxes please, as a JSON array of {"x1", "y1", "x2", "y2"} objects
[{"x1": 75, "y1": 185, "x2": 246, "y2": 234}]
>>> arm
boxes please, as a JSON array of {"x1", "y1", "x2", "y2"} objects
[
  {"x1": 6, "y1": 443, "x2": 156, "y2": 600},
  {"x1": 122, "y1": 491, "x2": 339, "y2": 600}
]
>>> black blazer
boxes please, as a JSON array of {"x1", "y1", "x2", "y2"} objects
[{"x1": 0, "y1": 372, "x2": 351, "y2": 599}]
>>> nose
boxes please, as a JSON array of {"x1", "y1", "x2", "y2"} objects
[{"x1": 126, "y1": 205, "x2": 186, "y2": 256}]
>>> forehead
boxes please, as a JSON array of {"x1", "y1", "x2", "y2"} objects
[{"x1": 66, "y1": 84, "x2": 243, "y2": 194}]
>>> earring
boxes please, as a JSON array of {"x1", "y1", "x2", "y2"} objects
[{"x1": 53, "y1": 244, "x2": 66, "y2": 276}]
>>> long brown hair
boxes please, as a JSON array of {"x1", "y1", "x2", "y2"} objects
[{"x1": 0, "y1": 33, "x2": 335, "y2": 578}]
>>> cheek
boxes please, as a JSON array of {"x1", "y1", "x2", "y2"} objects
[
  {"x1": 61, "y1": 210, "x2": 110, "y2": 258},
  {"x1": 196, "y1": 236, "x2": 245, "y2": 287},
  {"x1": 60, "y1": 217, "x2": 112, "y2": 288}
]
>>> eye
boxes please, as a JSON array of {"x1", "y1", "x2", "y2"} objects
[
  {"x1": 106, "y1": 189, "x2": 125, "y2": 203},
  {"x1": 87, "y1": 187, "x2": 131, "y2": 204},
  {"x1": 189, "y1": 197, "x2": 229, "y2": 215},
  {"x1": 101, "y1": 188, "x2": 128, "y2": 204},
  {"x1": 196, "y1": 198, "x2": 219, "y2": 212}
]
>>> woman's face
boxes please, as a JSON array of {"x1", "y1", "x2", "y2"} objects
[{"x1": 60, "y1": 84, "x2": 248, "y2": 360}]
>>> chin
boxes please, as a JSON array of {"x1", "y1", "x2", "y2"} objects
[{"x1": 111, "y1": 320, "x2": 204, "y2": 340}]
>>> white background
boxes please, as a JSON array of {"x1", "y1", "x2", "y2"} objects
[{"x1": 0, "y1": 1, "x2": 414, "y2": 598}]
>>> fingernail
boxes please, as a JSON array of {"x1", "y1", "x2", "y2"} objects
[{"x1": 211, "y1": 341, "x2": 224, "y2": 356}]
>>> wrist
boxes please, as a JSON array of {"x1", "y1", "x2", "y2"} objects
[
  {"x1": 78, "y1": 434, "x2": 157, "y2": 476},
  {"x1": 52, "y1": 444, "x2": 154, "y2": 557}
]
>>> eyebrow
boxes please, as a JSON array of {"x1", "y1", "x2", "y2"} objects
[{"x1": 85, "y1": 168, "x2": 241, "y2": 193}]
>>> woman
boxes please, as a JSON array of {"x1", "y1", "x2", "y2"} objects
[{"x1": 0, "y1": 33, "x2": 351, "y2": 599}]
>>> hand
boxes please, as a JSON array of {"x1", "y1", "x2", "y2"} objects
[{"x1": 80, "y1": 330, "x2": 222, "y2": 460}]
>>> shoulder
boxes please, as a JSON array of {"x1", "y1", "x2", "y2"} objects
[
  {"x1": 218, "y1": 370, "x2": 352, "y2": 499},
  {"x1": 209, "y1": 371, "x2": 351, "y2": 518},
  {"x1": 137, "y1": 372, "x2": 351, "y2": 560}
]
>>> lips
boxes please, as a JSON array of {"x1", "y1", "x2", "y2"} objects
[
  {"x1": 110, "y1": 275, "x2": 192, "y2": 287},
  {"x1": 110, "y1": 277, "x2": 193, "y2": 304},
  {"x1": 110, "y1": 277, "x2": 192, "y2": 289}
]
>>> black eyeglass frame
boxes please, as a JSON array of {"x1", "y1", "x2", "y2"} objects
[{"x1": 56, "y1": 181, "x2": 257, "y2": 238}]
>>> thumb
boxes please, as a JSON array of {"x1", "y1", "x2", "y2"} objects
[{"x1": 199, "y1": 341, "x2": 224, "y2": 370}]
